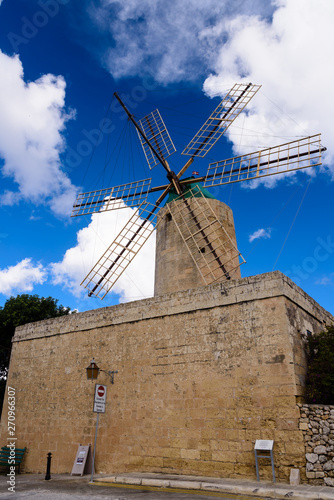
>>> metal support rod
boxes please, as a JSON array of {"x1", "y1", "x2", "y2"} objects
[
  {"x1": 90, "y1": 413, "x2": 99, "y2": 483},
  {"x1": 99, "y1": 369, "x2": 118, "y2": 384},
  {"x1": 254, "y1": 449, "x2": 276, "y2": 483},
  {"x1": 271, "y1": 450, "x2": 276, "y2": 482},
  {"x1": 255, "y1": 450, "x2": 260, "y2": 481}
]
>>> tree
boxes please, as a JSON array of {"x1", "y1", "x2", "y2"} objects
[
  {"x1": 305, "y1": 325, "x2": 334, "y2": 404},
  {"x1": 0, "y1": 294, "x2": 73, "y2": 411}
]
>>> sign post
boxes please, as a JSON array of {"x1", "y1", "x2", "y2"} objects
[
  {"x1": 254, "y1": 440, "x2": 275, "y2": 482},
  {"x1": 90, "y1": 384, "x2": 107, "y2": 483}
]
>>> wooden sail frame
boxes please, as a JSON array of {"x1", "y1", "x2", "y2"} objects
[{"x1": 71, "y1": 84, "x2": 326, "y2": 300}]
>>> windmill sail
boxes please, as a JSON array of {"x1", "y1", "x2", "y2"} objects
[
  {"x1": 138, "y1": 109, "x2": 176, "y2": 169},
  {"x1": 72, "y1": 85, "x2": 326, "y2": 301},
  {"x1": 166, "y1": 187, "x2": 245, "y2": 285},
  {"x1": 182, "y1": 83, "x2": 261, "y2": 158},
  {"x1": 81, "y1": 203, "x2": 158, "y2": 299},
  {"x1": 204, "y1": 135, "x2": 323, "y2": 188},
  {"x1": 72, "y1": 178, "x2": 152, "y2": 217}
]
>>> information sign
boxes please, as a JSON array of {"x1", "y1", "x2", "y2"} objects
[
  {"x1": 254, "y1": 440, "x2": 275, "y2": 482},
  {"x1": 71, "y1": 445, "x2": 93, "y2": 476},
  {"x1": 93, "y1": 384, "x2": 107, "y2": 413},
  {"x1": 254, "y1": 440, "x2": 274, "y2": 451}
]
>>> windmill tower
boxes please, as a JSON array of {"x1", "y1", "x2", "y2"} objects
[
  {"x1": 154, "y1": 185, "x2": 241, "y2": 295},
  {"x1": 71, "y1": 83, "x2": 325, "y2": 300}
]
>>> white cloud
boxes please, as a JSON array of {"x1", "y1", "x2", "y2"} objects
[
  {"x1": 88, "y1": 0, "x2": 275, "y2": 84},
  {"x1": 0, "y1": 190, "x2": 21, "y2": 206},
  {"x1": 0, "y1": 258, "x2": 47, "y2": 296},
  {"x1": 86, "y1": 0, "x2": 334, "y2": 183},
  {"x1": 203, "y1": 0, "x2": 334, "y2": 179},
  {"x1": 249, "y1": 228, "x2": 271, "y2": 243},
  {"x1": 316, "y1": 274, "x2": 334, "y2": 286},
  {"x1": 51, "y1": 204, "x2": 156, "y2": 302},
  {"x1": 0, "y1": 50, "x2": 78, "y2": 217}
]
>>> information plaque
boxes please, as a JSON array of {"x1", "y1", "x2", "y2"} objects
[
  {"x1": 71, "y1": 444, "x2": 93, "y2": 476},
  {"x1": 255, "y1": 440, "x2": 274, "y2": 451},
  {"x1": 254, "y1": 440, "x2": 275, "y2": 482}
]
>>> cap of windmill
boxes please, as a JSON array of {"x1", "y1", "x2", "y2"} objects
[
  {"x1": 164, "y1": 177, "x2": 216, "y2": 203},
  {"x1": 154, "y1": 189, "x2": 241, "y2": 296}
]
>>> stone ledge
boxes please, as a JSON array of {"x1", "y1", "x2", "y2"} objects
[
  {"x1": 13, "y1": 271, "x2": 334, "y2": 342},
  {"x1": 93, "y1": 473, "x2": 334, "y2": 499},
  {"x1": 141, "y1": 478, "x2": 170, "y2": 487}
]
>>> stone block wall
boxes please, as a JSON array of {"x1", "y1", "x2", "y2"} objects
[
  {"x1": 0, "y1": 272, "x2": 333, "y2": 482},
  {"x1": 154, "y1": 198, "x2": 241, "y2": 296},
  {"x1": 299, "y1": 404, "x2": 334, "y2": 487}
]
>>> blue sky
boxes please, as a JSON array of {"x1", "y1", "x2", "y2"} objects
[{"x1": 0, "y1": 0, "x2": 333, "y2": 315}]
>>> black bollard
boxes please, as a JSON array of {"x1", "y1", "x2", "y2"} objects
[{"x1": 45, "y1": 452, "x2": 52, "y2": 480}]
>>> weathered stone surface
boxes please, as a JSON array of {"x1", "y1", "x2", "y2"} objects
[
  {"x1": 324, "y1": 461, "x2": 334, "y2": 471},
  {"x1": 290, "y1": 468, "x2": 301, "y2": 485},
  {"x1": 306, "y1": 453, "x2": 318, "y2": 464},
  {"x1": 0, "y1": 271, "x2": 333, "y2": 483},
  {"x1": 299, "y1": 423, "x2": 309, "y2": 431},
  {"x1": 301, "y1": 405, "x2": 334, "y2": 487},
  {"x1": 314, "y1": 445, "x2": 327, "y2": 455},
  {"x1": 154, "y1": 199, "x2": 241, "y2": 295}
]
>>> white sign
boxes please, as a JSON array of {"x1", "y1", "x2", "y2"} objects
[
  {"x1": 71, "y1": 445, "x2": 93, "y2": 476},
  {"x1": 93, "y1": 384, "x2": 107, "y2": 413},
  {"x1": 255, "y1": 440, "x2": 274, "y2": 451},
  {"x1": 76, "y1": 450, "x2": 85, "y2": 464}
]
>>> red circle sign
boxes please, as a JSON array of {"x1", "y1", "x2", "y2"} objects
[{"x1": 97, "y1": 386, "x2": 105, "y2": 397}]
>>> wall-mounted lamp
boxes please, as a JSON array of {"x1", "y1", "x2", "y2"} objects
[{"x1": 86, "y1": 358, "x2": 118, "y2": 384}]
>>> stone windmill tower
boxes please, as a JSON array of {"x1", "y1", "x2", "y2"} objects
[
  {"x1": 154, "y1": 183, "x2": 241, "y2": 295},
  {"x1": 71, "y1": 84, "x2": 324, "y2": 300}
]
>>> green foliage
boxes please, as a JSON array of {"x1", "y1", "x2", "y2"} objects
[
  {"x1": 0, "y1": 294, "x2": 73, "y2": 379},
  {"x1": 305, "y1": 326, "x2": 334, "y2": 404}
]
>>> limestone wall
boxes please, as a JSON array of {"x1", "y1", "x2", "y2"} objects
[
  {"x1": 0, "y1": 272, "x2": 333, "y2": 481},
  {"x1": 299, "y1": 404, "x2": 334, "y2": 487}
]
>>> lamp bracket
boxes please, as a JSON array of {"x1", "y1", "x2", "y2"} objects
[{"x1": 99, "y1": 369, "x2": 118, "y2": 384}]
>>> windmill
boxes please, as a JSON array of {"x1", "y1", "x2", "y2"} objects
[{"x1": 71, "y1": 83, "x2": 325, "y2": 299}]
